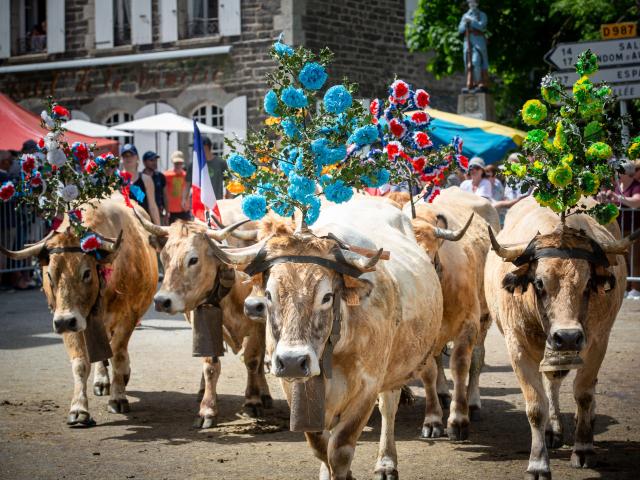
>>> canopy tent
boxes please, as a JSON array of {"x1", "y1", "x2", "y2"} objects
[
  {"x1": 0, "y1": 93, "x2": 118, "y2": 153},
  {"x1": 62, "y1": 119, "x2": 132, "y2": 138},
  {"x1": 114, "y1": 112, "x2": 223, "y2": 135},
  {"x1": 423, "y1": 108, "x2": 526, "y2": 164}
]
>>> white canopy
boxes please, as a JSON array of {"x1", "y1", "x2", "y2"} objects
[
  {"x1": 62, "y1": 119, "x2": 132, "y2": 137},
  {"x1": 114, "y1": 112, "x2": 223, "y2": 135}
]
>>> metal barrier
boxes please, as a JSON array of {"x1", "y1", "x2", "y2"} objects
[
  {"x1": 0, "y1": 201, "x2": 46, "y2": 274},
  {"x1": 619, "y1": 207, "x2": 639, "y2": 282}
]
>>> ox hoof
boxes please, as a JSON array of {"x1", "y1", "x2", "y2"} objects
[
  {"x1": 193, "y1": 415, "x2": 216, "y2": 429},
  {"x1": 469, "y1": 405, "x2": 481, "y2": 421},
  {"x1": 570, "y1": 450, "x2": 596, "y2": 469},
  {"x1": 243, "y1": 400, "x2": 264, "y2": 418},
  {"x1": 107, "y1": 399, "x2": 130, "y2": 414},
  {"x1": 545, "y1": 429, "x2": 564, "y2": 449},
  {"x1": 438, "y1": 393, "x2": 451, "y2": 410},
  {"x1": 447, "y1": 420, "x2": 470, "y2": 441},
  {"x1": 420, "y1": 421, "x2": 445, "y2": 439},
  {"x1": 374, "y1": 467, "x2": 399, "y2": 480},
  {"x1": 261, "y1": 394, "x2": 274, "y2": 409},
  {"x1": 524, "y1": 471, "x2": 551, "y2": 480},
  {"x1": 67, "y1": 411, "x2": 96, "y2": 428},
  {"x1": 93, "y1": 382, "x2": 110, "y2": 397}
]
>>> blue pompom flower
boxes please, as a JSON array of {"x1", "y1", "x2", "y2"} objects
[
  {"x1": 348, "y1": 124, "x2": 379, "y2": 146},
  {"x1": 324, "y1": 180, "x2": 354, "y2": 204},
  {"x1": 362, "y1": 168, "x2": 390, "y2": 188},
  {"x1": 305, "y1": 196, "x2": 322, "y2": 225},
  {"x1": 281, "y1": 86, "x2": 308, "y2": 109},
  {"x1": 281, "y1": 117, "x2": 301, "y2": 139},
  {"x1": 228, "y1": 153, "x2": 256, "y2": 178},
  {"x1": 288, "y1": 173, "x2": 316, "y2": 202},
  {"x1": 311, "y1": 138, "x2": 347, "y2": 166},
  {"x1": 324, "y1": 85, "x2": 352, "y2": 114},
  {"x1": 264, "y1": 90, "x2": 279, "y2": 117},
  {"x1": 272, "y1": 198, "x2": 294, "y2": 218},
  {"x1": 298, "y1": 62, "x2": 328, "y2": 90},
  {"x1": 242, "y1": 194, "x2": 267, "y2": 221},
  {"x1": 273, "y1": 41, "x2": 294, "y2": 57}
]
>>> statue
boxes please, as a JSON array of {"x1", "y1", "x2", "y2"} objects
[{"x1": 458, "y1": 0, "x2": 489, "y2": 93}]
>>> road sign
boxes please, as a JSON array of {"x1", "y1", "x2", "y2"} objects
[
  {"x1": 545, "y1": 38, "x2": 640, "y2": 70},
  {"x1": 551, "y1": 65, "x2": 640, "y2": 86},
  {"x1": 601, "y1": 22, "x2": 637, "y2": 40}
]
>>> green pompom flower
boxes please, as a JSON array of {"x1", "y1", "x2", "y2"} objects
[
  {"x1": 541, "y1": 86, "x2": 562, "y2": 105},
  {"x1": 553, "y1": 121, "x2": 567, "y2": 150},
  {"x1": 534, "y1": 190, "x2": 555, "y2": 207},
  {"x1": 522, "y1": 99, "x2": 547, "y2": 126},
  {"x1": 566, "y1": 188, "x2": 581, "y2": 207},
  {"x1": 584, "y1": 121, "x2": 603, "y2": 141},
  {"x1": 526, "y1": 129, "x2": 548, "y2": 144},
  {"x1": 593, "y1": 203, "x2": 619, "y2": 225},
  {"x1": 575, "y1": 50, "x2": 598, "y2": 77},
  {"x1": 560, "y1": 105, "x2": 575, "y2": 118},
  {"x1": 628, "y1": 140, "x2": 640, "y2": 160},
  {"x1": 595, "y1": 86, "x2": 612, "y2": 98},
  {"x1": 560, "y1": 153, "x2": 574, "y2": 165},
  {"x1": 510, "y1": 163, "x2": 527, "y2": 178},
  {"x1": 586, "y1": 142, "x2": 612, "y2": 161},
  {"x1": 578, "y1": 100, "x2": 603, "y2": 120},
  {"x1": 580, "y1": 172, "x2": 600, "y2": 196},
  {"x1": 547, "y1": 164, "x2": 573, "y2": 188},
  {"x1": 573, "y1": 76, "x2": 593, "y2": 104}
]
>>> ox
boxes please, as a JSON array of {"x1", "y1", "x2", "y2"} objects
[
  {"x1": 485, "y1": 196, "x2": 639, "y2": 479},
  {"x1": 134, "y1": 213, "x2": 272, "y2": 427},
  {"x1": 0, "y1": 195, "x2": 158, "y2": 426},
  {"x1": 406, "y1": 187, "x2": 500, "y2": 440},
  {"x1": 214, "y1": 198, "x2": 443, "y2": 480}
]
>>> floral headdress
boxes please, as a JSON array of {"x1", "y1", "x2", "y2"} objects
[{"x1": 503, "y1": 50, "x2": 626, "y2": 225}]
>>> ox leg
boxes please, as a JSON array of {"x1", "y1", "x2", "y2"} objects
[
  {"x1": 107, "y1": 325, "x2": 132, "y2": 414},
  {"x1": 468, "y1": 313, "x2": 490, "y2": 419},
  {"x1": 242, "y1": 323, "x2": 271, "y2": 417},
  {"x1": 447, "y1": 329, "x2": 475, "y2": 441},
  {"x1": 93, "y1": 360, "x2": 110, "y2": 396},
  {"x1": 435, "y1": 353, "x2": 451, "y2": 409},
  {"x1": 374, "y1": 389, "x2": 401, "y2": 480},
  {"x1": 194, "y1": 356, "x2": 220, "y2": 428},
  {"x1": 506, "y1": 336, "x2": 551, "y2": 480},
  {"x1": 571, "y1": 342, "x2": 607, "y2": 469},
  {"x1": 305, "y1": 431, "x2": 331, "y2": 480},
  {"x1": 420, "y1": 355, "x2": 445, "y2": 438},
  {"x1": 63, "y1": 333, "x2": 95, "y2": 427},
  {"x1": 542, "y1": 371, "x2": 567, "y2": 449}
]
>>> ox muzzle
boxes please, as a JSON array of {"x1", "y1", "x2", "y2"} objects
[
  {"x1": 53, "y1": 311, "x2": 86, "y2": 334},
  {"x1": 153, "y1": 291, "x2": 184, "y2": 314},
  {"x1": 244, "y1": 296, "x2": 267, "y2": 322},
  {"x1": 272, "y1": 344, "x2": 321, "y2": 379}
]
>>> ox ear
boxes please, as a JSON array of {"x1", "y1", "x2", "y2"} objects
[
  {"x1": 342, "y1": 275, "x2": 373, "y2": 306},
  {"x1": 502, "y1": 264, "x2": 534, "y2": 295},
  {"x1": 148, "y1": 234, "x2": 168, "y2": 251}
]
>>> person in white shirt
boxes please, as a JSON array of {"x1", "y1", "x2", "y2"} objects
[{"x1": 460, "y1": 156, "x2": 492, "y2": 199}]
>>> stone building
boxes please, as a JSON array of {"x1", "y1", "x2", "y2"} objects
[{"x1": 0, "y1": 0, "x2": 462, "y2": 170}]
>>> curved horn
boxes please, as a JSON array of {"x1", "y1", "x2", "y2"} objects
[
  {"x1": 339, "y1": 248, "x2": 384, "y2": 272},
  {"x1": 23, "y1": 230, "x2": 56, "y2": 247},
  {"x1": 204, "y1": 234, "x2": 271, "y2": 266},
  {"x1": 600, "y1": 228, "x2": 640, "y2": 254},
  {"x1": 211, "y1": 215, "x2": 226, "y2": 229},
  {"x1": 434, "y1": 213, "x2": 474, "y2": 241},
  {"x1": 133, "y1": 207, "x2": 169, "y2": 237},
  {"x1": 0, "y1": 239, "x2": 48, "y2": 260},
  {"x1": 102, "y1": 230, "x2": 123, "y2": 253},
  {"x1": 195, "y1": 216, "x2": 259, "y2": 242},
  {"x1": 488, "y1": 225, "x2": 527, "y2": 262},
  {"x1": 205, "y1": 218, "x2": 252, "y2": 241}
]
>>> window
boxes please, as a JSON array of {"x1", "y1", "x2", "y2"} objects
[
  {"x1": 104, "y1": 111, "x2": 133, "y2": 141},
  {"x1": 113, "y1": 0, "x2": 132, "y2": 46},
  {"x1": 11, "y1": 0, "x2": 47, "y2": 56},
  {"x1": 192, "y1": 104, "x2": 224, "y2": 157},
  {"x1": 178, "y1": 0, "x2": 219, "y2": 40}
]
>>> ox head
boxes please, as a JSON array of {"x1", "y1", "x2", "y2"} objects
[
  {"x1": 206, "y1": 231, "x2": 384, "y2": 380},
  {"x1": 413, "y1": 210, "x2": 474, "y2": 261},
  {"x1": 490, "y1": 225, "x2": 639, "y2": 355},
  {"x1": 0, "y1": 230, "x2": 122, "y2": 334},
  {"x1": 133, "y1": 209, "x2": 252, "y2": 314}
]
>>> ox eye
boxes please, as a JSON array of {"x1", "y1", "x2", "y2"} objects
[
  {"x1": 188, "y1": 257, "x2": 198, "y2": 266},
  {"x1": 534, "y1": 278, "x2": 545, "y2": 293},
  {"x1": 322, "y1": 293, "x2": 333, "y2": 304},
  {"x1": 82, "y1": 269, "x2": 91, "y2": 282},
  {"x1": 266, "y1": 291, "x2": 272, "y2": 302}
]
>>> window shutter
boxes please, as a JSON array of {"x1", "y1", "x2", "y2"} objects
[
  {"x1": 160, "y1": 0, "x2": 178, "y2": 43},
  {"x1": 132, "y1": 0, "x2": 152, "y2": 45},
  {"x1": 95, "y1": 0, "x2": 114, "y2": 49},
  {"x1": 47, "y1": 0, "x2": 65, "y2": 54},
  {"x1": 223, "y1": 96, "x2": 247, "y2": 154},
  {"x1": 218, "y1": 0, "x2": 241, "y2": 37},
  {"x1": 0, "y1": 0, "x2": 10, "y2": 59}
]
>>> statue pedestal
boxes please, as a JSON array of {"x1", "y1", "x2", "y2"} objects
[{"x1": 457, "y1": 93, "x2": 496, "y2": 121}]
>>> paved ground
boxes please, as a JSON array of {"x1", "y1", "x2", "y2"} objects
[{"x1": 0, "y1": 288, "x2": 639, "y2": 480}]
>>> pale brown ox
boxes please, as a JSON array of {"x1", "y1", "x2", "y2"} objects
[
  {"x1": 485, "y1": 196, "x2": 639, "y2": 479},
  {"x1": 0, "y1": 195, "x2": 158, "y2": 425},
  {"x1": 214, "y1": 198, "x2": 443, "y2": 480},
  {"x1": 406, "y1": 187, "x2": 500, "y2": 440},
  {"x1": 135, "y1": 213, "x2": 272, "y2": 427}
]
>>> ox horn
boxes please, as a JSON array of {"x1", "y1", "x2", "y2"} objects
[
  {"x1": 204, "y1": 219, "x2": 254, "y2": 242},
  {"x1": 208, "y1": 215, "x2": 259, "y2": 242},
  {"x1": 600, "y1": 228, "x2": 640, "y2": 254},
  {"x1": 339, "y1": 248, "x2": 384, "y2": 272},
  {"x1": 0, "y1": 231, "x2": 53, "y2": 260},
  {"x1": 133, "y1": 207, "x2": 169, "y2": 237},
  {"x1": 488, "y1": 225, "x2": 528, "y2": 262},
  {"x1": 101, "y1": 230, "x2": 123, "y2": 253},
  {"x1": 434, "y1": 213, "x2": 474, "y2": 241},
  {"x1": 204, "y1": 234, "x2": 271, "y2": 266}
]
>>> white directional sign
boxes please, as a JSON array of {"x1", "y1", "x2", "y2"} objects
[
  {"x1": 551, "y1": 65, "x2": 640, "y2": 86},
  {"x1": 545, "y1": 38, "x2": 640, "y2": 70}
]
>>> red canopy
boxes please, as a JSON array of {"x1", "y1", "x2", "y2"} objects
[{"x1": 0, "y1": 93, "x2": 119, "y2": 154}]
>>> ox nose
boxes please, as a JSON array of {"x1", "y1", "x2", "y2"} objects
[
  {"x1": 154, "y1": 295, "x2": 172, "y2": 312},
  {"x1": 273, "y1": 351, "x2": 312, "y2": 378},
  {"x1": 244, "y1": 296, "x2": 267, "y2": 322},
  {"x1": 550, "y1": 329, "x2": 585, "y2": 352},
  {"x1": 53, "y1": 315, "x2": 78, "y2": 334}
]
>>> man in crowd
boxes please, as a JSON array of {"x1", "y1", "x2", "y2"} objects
[
  {"x1": 164, "y1": 151, "x2": 191, "y2": 223},
  {"x1": 142, "y1": 150, "x2": 169, "y2": 224},
  {"x1": 186, "y1": 137, "x2": 228, "y2": 203}
]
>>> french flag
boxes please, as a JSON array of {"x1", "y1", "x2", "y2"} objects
[{"x1": 191, "y1": 120, "x2": 220, "y2": 222}]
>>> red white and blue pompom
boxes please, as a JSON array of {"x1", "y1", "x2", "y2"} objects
[
  {"x1": 413, "y1": 131, "x2": 433, "y2": 150},
  {"x1": 388, "y1": 118, "x2": 408, "y2": 139},
  {"x1": 456, "y1": 154, "x2": 469, "y2": 171},
  {"x1": 80, "y1": 233, "x2": 102, "y2": 253},
  {"x1": 411, "y1": 111, "x2": 430, "y2": 126},
  {"x1": 21, "y1": 155, "x2": 36, "y2": 174},
  {"x1": 452, "y1": 136, "x2": 463, "y2": 155},
  {"x1": 51, "y1": 105, "x2": 70, "y2": 119},
  {"x1": 389, "y1": 80, "x2": 410, "y2": 104},
  {"x1": 386, "y1": 141, "x2": 404, "y2": 160},
  {"x1": 413, "y1": 89, "x2": 430, "y2": 109},
  {"x1": 0, "y1": 181, "x2": 16, "y2": 202},
  {"x1": 71, "y1": 142, "x2": 90, "y2": 164},
  {"x1": 423, "y1": 184, "x2": 441, "y2": 203},
  {"x1": 68, "y1": 209, "x2": 83, "y2": 224},
  {"x1": 29, "y1": 171, "x2": 43, "y2": 188},
  {"x1": 411, "y1": 156, "x2": 426, "y2": 172},
  {"x1": 369, "y1": 98, "x2": 382, "y2": 123}
]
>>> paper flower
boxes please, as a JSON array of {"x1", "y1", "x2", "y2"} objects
[
  {"x1": 628, "y1": 137, "x2": 640, "y2": 160},
  {"x1": 272, "y1": 198, "x2": 294, "y2": 217},
  {"x1": 323, "y1": 85, "x2": 352, "y2": 114},
  {"x1": 52, "y1": 105, "x2": 70, "y2": 119},
  {"x1": 281, "y1": 86, "x2": 308, "y2": 109},
  {"x1": 21, "y1": 155, "x2": 36, "y2": 174},
  {"x1": 385, "y1": 141, "x2": 403, "y2": 160},
  {"x1": 80, "y1": 233, "x2": 102, "y2": 253},
  {"x1": 29, "y1": 172, "x2": 43, "y2": 188},
  {"x1": 242, "y1": 194, "x2": 267, "y2": 220},
  {"x1": 547, "y1": 164, "x2": 573, "y2": 188},
  {"x1": 572, "y1": 76, "x2": 593, "y2": 104},
  {"x1": 226, "y1": 180, "x2": 246, "y2": 194},
  {"x1": 411, "y1": 111, "x2": 429, "y2": 126},
  {"x1": 575, "y1": 51, "x2": 598, "y2": 76},
  {"x1": 304, "y1": 196, "x2": 321, "y2": 224},
  {"x1": 411, "y1": 156, "x2": 426, "y2": 171},
  {"x1": 593, "y1": 203, "x2": 619, "y2": 225},
  {"x1": 264, "y1": 90, "x2": 279, "y2": 117},
  {"x1": 389, "y1": 80, "x2": 410, "y2": 104},
  {"x1": 348, "y1": 125, "x2": 379, "y2": 146},
  {"x1": 47, "y1": 148, "x2": 67, "y2": 167},
  {"x1": 287, "y1": 173, "x2": 316, "y2": 202},
  {"x1": 362, "y1": 168, "x2": 390, "y2": 188},
  {"x1": 413, "y1": 89, "x2": 430, "y2": 109},
  {"x1": 228, "y1": 153, "x2": 257, "y2": 178},
  {"x1": 525, "y1": 129, "x2": 548, "y2": 144},
  {"x1": 61, "y1": 184, "x2": 80, "y2": 202},
  {"x1": 0, "y1": 181, "x2": 16, "y2": 201},
  {"x1": 580, "y1": 172, "x2": 600, "y2": 196},
  {"x1": 311, "y1": 139, "x2": 346, "y2": 166},
  {"x1": 586, "y1": 142, "x2": 612, "y2": 161},
  {"x1": 388, "y1": 118, "x2": 408, "y2": 139},
  {"x1": 71, "y1": 142, "x2": 89, "y2": 163},
  {"x1": 553, "y1": 122, "x2": 567, "y2": 150},
  {"x1": 281, "y1": 118, "x2": 301, "y2": 139},
  {"x1": 584, "y1": 121, "x2": 603, "y2": 142},
  {"x1": 40, "y1": 111, "x2": 55, "y2": 129},
  {"x1": 413, "y1": 131, "x2": 433, "y2": 149},
  {"x1": 521, "y1": 99, "x2": 547, "y2": 126},
  {"x1": 324, "y1": 180, "x2": 354, "y2": 204},
  {"x1": 298, "y1": 62, "x2": 328, "y2": 90},
  {"x1": 369, "y1": 98, "x2": 382, "y2": 122},
  {"x1": 273, "y1": 41, "x2": 294, "y2": 57}
]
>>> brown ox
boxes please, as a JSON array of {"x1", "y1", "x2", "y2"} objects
[
  {"x1": 135, "y1": 213, "x2": 272, "y2": 427},
  {"x1": 0, "y1": 195, "x2": 157, "y2": 425},
  {"x1": 485, "y1": 197, "x2": 639, "y2": 479},
  {"x1": 406, "y1": 187, "x2": 500, "y2": 440},
  {"x1": 215, "y1": 198, "x2": 443, "y2": 480}
]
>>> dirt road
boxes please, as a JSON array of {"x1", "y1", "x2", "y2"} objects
[{"x1": 1, "y1": 289, "x2": 639, "y2": 480}]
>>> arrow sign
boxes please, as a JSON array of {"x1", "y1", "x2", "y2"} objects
[
  {"x1": 551, "y1": 65, "x2": 640, "y2": 86},
  {"x1": 545, "y1": 38, "x2": 640, "y2": 70}
]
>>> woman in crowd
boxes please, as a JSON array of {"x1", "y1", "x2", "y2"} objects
[{"x1": 460, "y1": 156, "x2": 492, "y2": 199}]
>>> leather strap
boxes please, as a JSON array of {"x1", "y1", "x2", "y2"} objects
[{"x1": 245, "y1": 253, "x2": 364, "y2": 279}]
